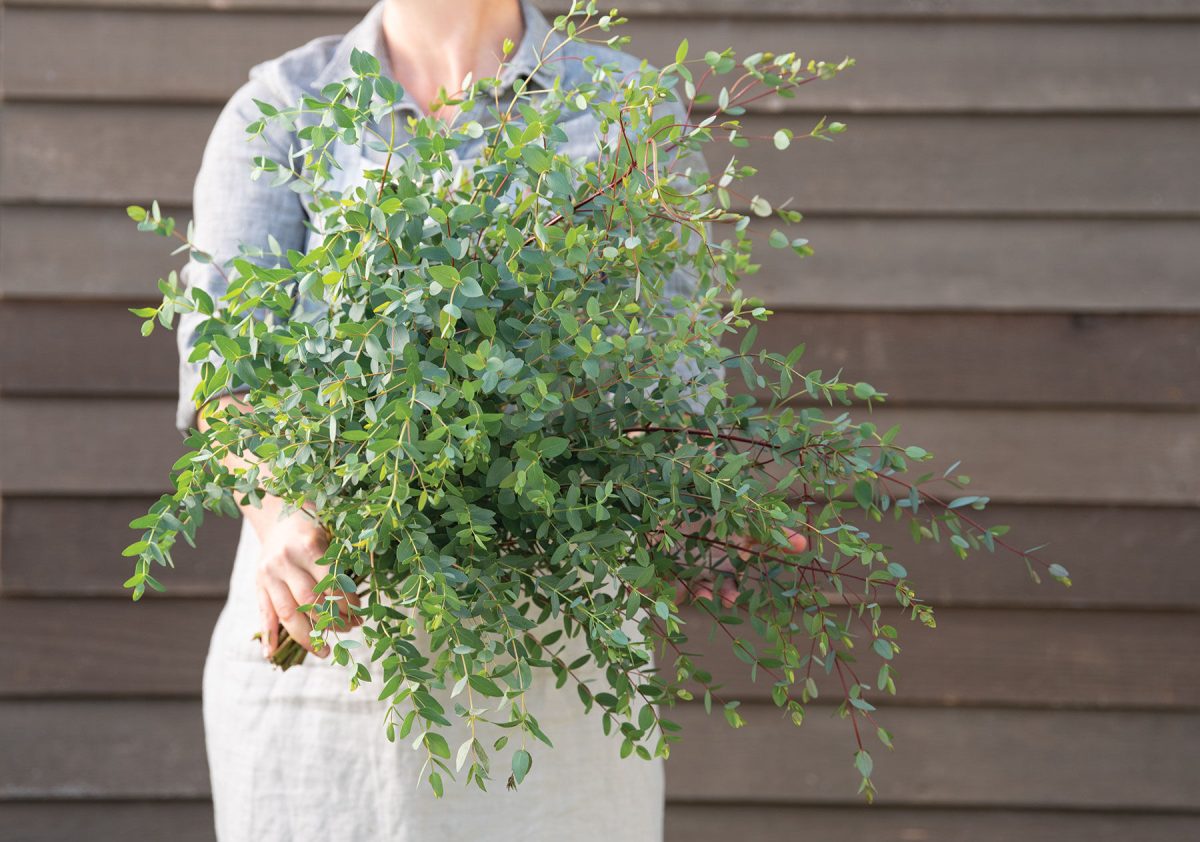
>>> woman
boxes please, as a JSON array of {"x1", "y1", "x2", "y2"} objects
[
  {"x1": 182, "y1": 1, "x2": 807, "y2": 838},
  {"x1": 183, "y1": 2, "x2": 670, "y2": 839}
]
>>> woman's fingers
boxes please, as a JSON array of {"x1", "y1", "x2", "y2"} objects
[
  {"x1": 263, "y1": 577, "x2": 320, "y2": 657},
  {"x1": 716, "y1": 574, "x2": 739, "y2": 609},
  {"x1": 256, "y1": 585, "x2": 279, "y2": 657},
  {"x1": 281, "y1": 568, "x2": 329, "y2": 657},
  {"x1": 732, "y1": 526, "x2": 810, "y2": 561},
  {"x1": 783, "y1": 526, "x2": 810, "y2": 554}
]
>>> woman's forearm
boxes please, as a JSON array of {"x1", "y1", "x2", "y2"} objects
[
  {"x1": 197, "y1": 393, "x2": 340, "y2": 657},
  {"x1": 198, "y1": 393, "x2": 302, "y2": 539}
]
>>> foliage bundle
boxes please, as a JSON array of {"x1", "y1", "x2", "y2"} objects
[{"x1": 124, "y1": 2, "x2": 1070, "y2": 801}]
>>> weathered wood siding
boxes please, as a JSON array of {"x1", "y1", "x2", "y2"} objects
[{"x1": 1, "y1": 1, "x2": 1197, "y2": 839}]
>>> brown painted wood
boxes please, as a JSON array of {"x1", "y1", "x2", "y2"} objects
[
  {"x1": 8, "y1": 208, "x2": 1200, "y2": 314},
  {"x1": 0, "y1": 700, "x2": 210, "y2": 799},
  {"x1": 1, "y1": 497, "x2": 240, "y2": 597},
  {"x1": 5, "y1": 301, "x2": 1195, "y2": 408},
  {"x1": 4, "y1": 398, "x2": 1196, "y2": 504},
  {"x1": 743, "y1": 310, "x2": 1200, "y2": 408},
  {"x1": 2, "y1": 801, "x2": 1196, "y2": 842},
  {"x1": 4, "y1": 699, "x2": 1196, "y2": 808},
  {"x1": 0, "y1": 302, "x2": 181, "y2": 397},
  {"x1": 5, "y1": 498, "x2": 1196, "y2": 609},
  {"x1": 4, "y1": 597, "x2": 1196, "y2": 709},
  {"x1": 0, "y1": 205, "x2": 190, "y2": 301},
  {"x1": 0, "y1": 802, "x2": 217, "y2": 842},
  {"x1": 733, "y1": 217, "x2": 1200, "y2": 314},
  {"x1": 664, "y1": 804, "x2": 1200, "y2": 842},
  {"x1": 0, "y1": 598, "x2": 224, "y2": 697},
  {"x1": 2, "y1": 207, "x2": 1199, "y2": 318},
  {"x1": 694, "y1": 606, "x2": 1200, "y2": 709},
  {"x1": 6, "y1": 9, "x2": 1198, "y2": 113},
  {"x1": 5, "y1": 106, "x2": 1198, "y2": 215},
  {"x1": 2, "y1": 0, "x2": 1198, "y2": 830},
  {"x1": 8, "y1": 0, "x2": 1200, "y2": 19},
  {"x1": 662, "y1": 704, "x2": 1200, "y2": 808}
]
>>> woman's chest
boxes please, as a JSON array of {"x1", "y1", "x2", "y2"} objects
[{"x1": 300, "y1": 104, "x2": 617, "y2": 256}]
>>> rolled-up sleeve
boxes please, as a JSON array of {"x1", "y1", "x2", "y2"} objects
[{"x1": 175, "y1": 71, "x2": 307, "y2": 435}]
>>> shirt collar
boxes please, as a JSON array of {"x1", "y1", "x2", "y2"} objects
[{"x1": 312, "y1": 0, "x2": 565, "y2": 109}]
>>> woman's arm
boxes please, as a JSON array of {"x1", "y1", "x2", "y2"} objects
[
  {"x1": 198, "y1": 395, "x2": 349, "y2": 658},
  {"x1": 181, "y1": 72, "x2": 344, "y2": 658},
  {"x1": 175, "y1": 70, "x2": 307, "y2": 435}
]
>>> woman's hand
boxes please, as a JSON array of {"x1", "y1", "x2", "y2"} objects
[
  {"x1": 674, "y1": 525, "x2": 810, "y2": 609},
  {"x1": 197, "y1": 395, "x2": 359, "y2": 660},
  {"x1": 254, "y1": 508, "x2": 337, "y2": 659}
]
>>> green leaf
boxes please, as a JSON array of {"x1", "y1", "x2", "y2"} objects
[
  {"x1": 539, "y1": 437, "x2": 569, "y2": 459},
  {"x1": 428, "y1": 264, "x2": 460, "y2": 286},
  {"x1": 468, "y1": 674, "x2": 504, "y2": 698},
  {"x1": 511, "y1": 749, "x2": 532, "y2": 784},
  {"x1": 425, "y1": 731, "x2": 451, "y2": 759},
  {"x1": 853, "y1": 480, "x2": 873, "y2": 511}
]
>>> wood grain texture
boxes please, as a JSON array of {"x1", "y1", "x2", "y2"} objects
[
  {"x1": 3, "y1": 801, "x2": 1197, "y2": 842},
  {"x1": 2, "y1": 0, "x2": 1198, "y2": 831},
  {"x1": 6, "y1": 9, "x2": 1198, "y2": 112},
  {"x1": 0, "y1": 802, "x2": 217, "y2": 842},
  {"x1": 0, "y1": 700, "x2": 210, "y2": 799},
  {"x1": 664, "y1": 804, "x2": 1200, "y2": 842},
  {"x1": 4, "y1": 700, "x2": 1196, "y2": 808},
  {"x1": 4, "y1": 398, "x2": 1196, "y2": 504},
  {"x1": 733, "y1": 217, "x2": 1200, "y2": 314},
  {"x1": 1, "y1": 497, "x2": 240, "y2": 598},
  {"x1": 4, "y1": 105, "x2": 1198, "y2": 215},
  {"x1": 6, "y1": 498, "x2": 1196, "y2": 609},
  {"x1": 8, "y1": 0, "x2": 1200, "y2": 19},
  {"x1": 5, "y1": 301, "x2": 1195, "y2": 408},
  {"x1": 8, "y1": 208, "x2": 1200, "y2": 314},
  {"x1": 663, "y1": 704, "x2": 1200, "y2": 808},
  {"x1": 4, "y1": 597, "x2": 1195, "y2": 709}
]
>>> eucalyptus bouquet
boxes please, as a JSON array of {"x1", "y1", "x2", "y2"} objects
[{"x1": 124, "y1": 3, "x2": 1070, "y2": 801}]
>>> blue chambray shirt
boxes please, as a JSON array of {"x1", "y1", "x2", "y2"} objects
[{"x1": 176, "y1": 0, "x2": 715, "y2": 434}]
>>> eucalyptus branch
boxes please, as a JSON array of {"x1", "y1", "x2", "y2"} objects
[{"x1": 124, "y1": 2, "x2": 1069, "y2": 804}]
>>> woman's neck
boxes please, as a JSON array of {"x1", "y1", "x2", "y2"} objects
[{"x1": 381, "y1": 0, "x2": 524, "y2": 120}]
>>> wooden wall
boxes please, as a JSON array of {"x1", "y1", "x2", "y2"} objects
[{"x1": 2, "y1": 1, "x2": 1198, "y2": 839}]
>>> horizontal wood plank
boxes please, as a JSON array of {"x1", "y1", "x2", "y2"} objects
[
  {"x1": 4, "y1": 301, "x2": 1195, "y2": 408},
  {"x1": 664, "y1": 704, "x2": 1200, "y2": 808},
  {"x1": 0, "y1": 802, "x2": 216, "y2": 842},
  {"x1": 698, "y1": 606, "x2": 1200, "y2": 709},
  {"x1": 6, "y1": 9, "x2": 1198, "y2": 113},
  {"x1": 3, "y1": 398, "x2": 1196, "y2": 504},
  {"x1": 5, "y1": 498, "x2": 1196, "y2": 609},
  {"x1": 4, "y1": 699, "x2": 1196, "y2": 808},
  {"x1": 745, "y1": 310, "x2": 1199, "y2": 408},
  {"x1": 4, "y1": 597, "x2": 1195, "y2": 709},
  {"x1": 736, "y1": 217, "x2": 1200, "y2": 313},
  {"x1": 4, "y1": 105, "x2": 1197, "y2": 215},
  {"x1": 1, "y1": 498, "x2": 240, "y2": 598},
  {"x1": 8, "y1": 0, "x2": 1200, "y2": 20},
  {"x1": 1, "y1": 799, "x2": 1195, "y2": 842},
  {"x1": 664, "y1": 804, "x2": 1200, "y2": 842},
  {"x1": 5, "y1": 207, "x2": 1199, "y2": 313},
  {"x1": 0, "y1": 700, "x2": 210, "y2": 799}
]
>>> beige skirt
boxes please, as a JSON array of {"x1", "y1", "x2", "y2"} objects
[{"x1": 202, "y1": 517, "x2": 665, "y2": 841}]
